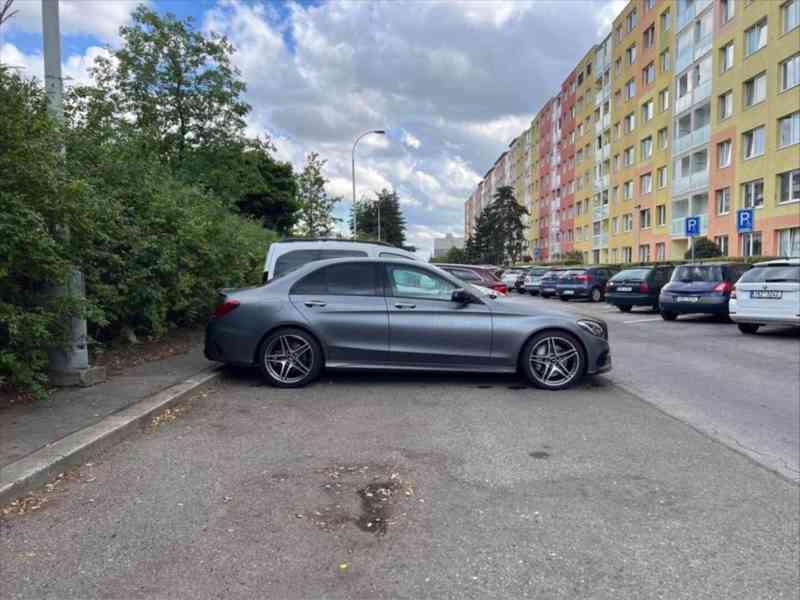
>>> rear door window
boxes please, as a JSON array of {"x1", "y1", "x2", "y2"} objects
[
  {"x1": 739, "y1": 265, "x2": 800, "y2": 283},
  {"x1": 291, "y1": 263, "x2": 379, "y2": 296},
  {"x1": 274, "y1": 249, "x2": 368, "y2": 279}
]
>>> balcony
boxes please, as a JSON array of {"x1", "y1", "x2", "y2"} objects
[
  {"x1": 672, "y1": 124, "x2": 710, "y2": 156},
  {"x1": 592, "y1": 233, "x2": 609, "y2": 249},
  {"x1": 672, "y1": 168, "x2": 709, "y2": 195},
  {"x1": 602, "y1": 113, "x2": 611, "y2": 129},
  {"x1": 674, "y1": 80, "x2": 711, "y2": 114},
  {"x1": 671, "y1": 214, "x2": 708, "y2": 237},
  {"x1": 595, "y1": 119, "x2": 604, "y2": 135},
  {"x1": 593, "y1": 174, "x2": 609, "y2": 191},
  {"x1": 677, "y1": 0, "x2": 712, "y2": 31},
  {"x1": 592, "y1": 204, "x2": 609, "y2": 221},
  {"x1": 601, "y1": 143, "x2": 611, "y2": 160}
]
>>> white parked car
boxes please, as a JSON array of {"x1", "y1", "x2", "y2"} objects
[
  {"x1": 729, "y1": 258, "x2": 800, "y2": 334},
  {"x1": 263, "y1": 239, "x2": 418, "y2": 283}
]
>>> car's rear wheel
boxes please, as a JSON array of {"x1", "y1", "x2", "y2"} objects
[
  {"x1": 560, "y1": 296, "x2": 569, "y2": 302},
  {"x1": 258, "y1": 328, "x2": 322, "y2": 388},
  {"x1": 661, "y1": 311, "x2": 678, "y2": 321},
  {"x1": 521, "y1": 331, "x2": 585, "y2": 390},
  {"x1": 738, "y1": 323, "x2": 760, "y2": 334},
  {"x1": 590, "y1": 287, "x2": 603, "y2": 303},
  {"x1": 618, "y1": 305, "x2": 632, "y2": 312}
]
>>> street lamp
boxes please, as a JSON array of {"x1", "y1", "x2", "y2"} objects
[{"x1": 352, "y1": 129, "x2": 386, "y2": 239}]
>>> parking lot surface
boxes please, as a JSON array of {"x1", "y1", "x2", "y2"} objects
[
  {"x1": 2, "y1": 367, "x2": 799, "y2": 599},
  {"x1": 505, "y1": 293, "x2": 800, "y2": 481}
]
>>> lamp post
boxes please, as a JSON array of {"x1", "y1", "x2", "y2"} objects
[{"x1": 352, "y1": 129, "x2": 386, "y2": 239}]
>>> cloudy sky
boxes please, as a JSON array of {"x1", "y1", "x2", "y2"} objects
[{"x1": 1, "y1": 0, "x2": 625, "y2": 256}]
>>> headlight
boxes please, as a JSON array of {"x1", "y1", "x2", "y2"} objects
[{"x1": 577, "y1": 319, "x2": 607, "y2": 339}]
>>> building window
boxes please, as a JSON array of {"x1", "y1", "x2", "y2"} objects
[
  {"x1": 720, "y1": 42, "x2": 734, "y2": 73},
  {"x1": 612, "y1": 217, "x2": 620, "y2": 233},
  {"x1": 714, "y1": 235, "x2": 729, "y2": 256},
  {"x1": 627, "y1": 44, "x2": 637, "y2": 66},
  {"x1": 656, "y1": 127, "x2": 667, "y2": 150},
  {"x1": 718, "y1": 140, "x2": 732, "y2": 168},
  {"x1": 641, "y1": 173, "x2": 653, "y2": 195},
  {"x1": 743, "y1": 72, "x2": 767, "y2": 107},
  {"x1": 623, "y1": 180, "x2": 634, "y2": 200},
  {"x1": 659, "y1": 88, "x2": 670, "y2": 112},
  {"x1": 643, "y1": 62, "x2": 656, "y2": 85},
  {"x1": 645, "y1": 0, "x2": 656, "y2": 13},
  {"x1": 641, "y1": 100, "x2": 654, "y2": 122},
  {"x1": 624, "y1": 112, "x2": 636, "y2": 133},
  {"x1": 623, "y1": 214, "x2": 633, "y2": 232},
  {"x1": 778, "y1": 112, "x2": 800, "y2": 148},
  {"x1": 659, "y1": 49, "x2": 671, "y2": 73},
  {"x1": 641, "y1": 136, "x2": 653, "y2": 160},
  {"x1": 716, "y1": 188, "x2": 731, "y2": 215},
  {"x1": 742, "y1": 126, "x2": 765, "y2": 159},
  {"x1": 661, "y1": 8, "x2": 671, "y2": 32},
  {"x1": 656, "y1": 204, "x2": 666, "y2": 226},
  {"x1": 744, "y1": 19, "x2": 767, "y2": 57},
  {"x1": 721, "y1": 0, "x2": 735, "y2": 24},
  {"x1": 778, "y1": 169, "x2": 800, "y2": 203},
  {"x1": 740, "y1": 231, "x2": 762, "y2": 257},
  {"x1": 644, "y1": 25, "x2": 655, "y2": 49},
  {"x1": 783, "y1": 0, "x2": 800, "y2": 33},
  {"x1": 780, "y1": 54, "x2": 800, "y2": 92},
  {"x1": 657, "y1": 166, "x2": 668, "y2": 188},
  {"x1": 627, "y1": 8, "x2": 638, "y2": 32},
  {"x1": 656, "y1": 242, "x2": 666, "y2": 260},
  {"x1": 639, "y1": 244, "x2": 650, "y2": 262},
  {"x1": 614, "y1": 58, "x2": 622, "y2": 76},
  {"x1": 719, "y1": 90, "x2": 734, "y2": 120},
  {"x1": 625, "y1": 78, "x2": 637, "y2": 100},
  {"x1": 623, "y1": 246, "x2": 633, "y2": 262},
  {"x1": 624, "y1": 146, "x2": 636, "y2": 167},
  {"x1": 742, "y1": 179, "x2": 764, "y2": 208},
  {"x1": 640, "y1": 208, "x2": 651, "y2": 228},
  {"x1": 778, "y1": 227, "x2": 800, "y2": 256}
]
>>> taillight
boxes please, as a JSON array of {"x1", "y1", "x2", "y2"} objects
[
  {"x1": 713, "y1": 281, "x2": 732, "y2": 295},
  {"x1": 576, "y1": 274, "x2": 590, "y2": 282},
  {"x1": 730, "y1": 286, "x2": 737, "y2": 299},
  {"x1": 639, "y1": 282, "x2": 649, "y2": 293},
  {"x1": 213, "y1": 299, "x2": 240, "y2": 318}
]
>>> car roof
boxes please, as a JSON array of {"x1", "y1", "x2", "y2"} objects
[
  {"x1": 752, "y1": 258, "x2": 800, "y2": 266},
  {"x1": 271, "y1": 238, "x2": 396, "y2": 248},
  {"x1": 679, "y1": 261, "x2": 748, "y2": 267}
]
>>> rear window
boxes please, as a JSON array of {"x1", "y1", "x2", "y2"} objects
[
  {"x1": 274, "y1": 249, "x2": 367, "y2": 278},
  {"x1": 612, "y1": 268, "x2": 651, "y2": 281},
  {"x1": 739, "y1": 265, "x2": 800, "y2": 283},
  {"x1": 672, "y1": 265, "x2": 723, "y2": 282},
  {"x1": 564, "y1": 269, "x2": 586, "y2": 276}
]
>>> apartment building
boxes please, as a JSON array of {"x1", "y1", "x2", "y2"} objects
[{"x1": 464, "y1": 0, "x2": 799, "y2": 262}]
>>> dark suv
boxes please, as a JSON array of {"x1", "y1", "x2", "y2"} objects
[
  {"x1": 556, "y1": 267, "x2": 619, "y2": 302},
  {"x1": 606, "y1": 265, "x2": 675, "y2": 312},
  {"x1": 659, "y1": 262, "x2": 750, "y2": 320}
]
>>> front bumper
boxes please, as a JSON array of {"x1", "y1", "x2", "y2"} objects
[{"x1": 659, "y1": 295, "x2": 729, "y2": 315}]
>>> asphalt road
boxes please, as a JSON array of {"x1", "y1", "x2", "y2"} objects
[
  {"x1": 503, "y1": 292, "x2": 800, "y2": 481},
  {"x1": 2, "y1": 367, "x2": 799, "y2": 599}
]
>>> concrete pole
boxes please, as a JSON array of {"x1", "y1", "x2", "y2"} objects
[{"x1": 42, "y1": 0, "x2": 105, "y2": 386}]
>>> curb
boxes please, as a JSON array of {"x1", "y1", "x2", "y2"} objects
[{"x1": 0, "y1": 367, "x2": 223, "y2": 506}]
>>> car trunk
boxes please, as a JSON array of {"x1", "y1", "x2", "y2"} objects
[
  {"x1": 667, "y1": 266, "x2": 727, "y2": 299},
  {"x1": 734, "y1": 265, "x2": 800, "y2": 318}
]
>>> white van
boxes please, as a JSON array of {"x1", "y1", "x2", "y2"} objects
[
  {"x1": 729, "y1": 258, "x2": 800, "y2": 333},
  {"x1": 263, "y1": 239, "x2": 418, "y2": 283}
]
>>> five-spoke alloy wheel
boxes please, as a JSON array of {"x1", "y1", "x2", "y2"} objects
[
  {"x1": 258, "y1": 328, "x2": 322, "y2": 387},
  {"x1": 521, "y1": 331, "x2": 585, "y2": 390}
]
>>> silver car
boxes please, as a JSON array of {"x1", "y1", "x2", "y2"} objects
[{"x1": 205, "y1": 258, "x2": 611, "y2": 390}]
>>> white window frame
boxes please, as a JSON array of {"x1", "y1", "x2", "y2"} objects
[
  {"x1": 656, "y1": 204, "x2": 666, "y2": 226},
  {"x1": 742, "y1": 126, "x2": 765, "y2": 159},
  {"x1": 744, "y1": 19, "x2": 768, "y2": 57},
  {"x1": 742, "y1": 179, "x2": 764, "y2": 208},
  {"x1": 641, "y1": 173, "x2": 653, "y2": 195},
  {"x1": 720, "y1": 42, "x2": 734, "y2": 73},
  {"x1": 778, "y1": 112, "x2": 800, "y2": 148},
  {"x1": 739, "y1": 231, "x2": 763, "y2": 257},
  {"x1": 640, "y1": 208, "x2": 652, "y2": 229},
  {"x1": 718, "y1": 140, "x2": 732, "y2": 168},
  {"x1": 783, "y1": 0, "x2": 800, "y2": 34},
  {"x1": 655, "y1": 242, "x2": 666, "y2": 260},
  {"x1": 721, "y1": 0, "x2": 735, "y2": 24},
  {"x1": 714, "y1": 235, "x2": 729, "y2": 256},
  {"x1": 777, "y1": 169, "x2": 800, "y2": 204},
  {"x1": 657, "y1": 166, "x2": 668, "y2": 188},
  {"x1": 777, "y1": 227, "x2": 800, "y2": 257},
  {"x1": 780, "y1": 53, "x2": 800, "y2": 92},
  {"x1": 743, "y1": 72, "x2": 767, "y2": 107},
  {"x1": 716, "y1": 187, "x2": 731, "y2": 215},
  {"x1": 719, "y1": 90, "x2": 733, "y2": 120}
]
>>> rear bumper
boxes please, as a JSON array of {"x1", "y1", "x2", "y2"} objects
[
  {"x1": 729, "y1": 312, "x2": 800, "y2": 326},
  {"x1": 524, "y1": 284, "x2": 541, "y2": 294},
  {"x1": 659, "y1": 295, "x2": 729, "y2": 315},
  {"x1": 540, "y1": 286, "x2": 558, "y2": 297},
  {"x1": 557, "y1": 285, "x2": 591, "y2": 298},
  {"x1": 606, "y1": 292, "x2": 655, "y2": 307}
]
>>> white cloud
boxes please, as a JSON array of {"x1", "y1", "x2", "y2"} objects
[
  {"x1": 0, "y1": 41, "x2": 108, "y2": 86},
  {"x1": 401, "y1": 130, "x2": 421, "y2": 150}
]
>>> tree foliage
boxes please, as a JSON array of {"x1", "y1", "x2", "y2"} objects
[
  {"x1": 294, "y1": 152, "x2": 341, "y2": 237},
  {"x1": 686, "y1": 237, "x2": 723, "y2": 259},
  {"x1": 351, "y1": 189, "x2": 408, "y2": 248},
  {"x1": 465, "y1": 186, "x2": 528, "y2": 265}
]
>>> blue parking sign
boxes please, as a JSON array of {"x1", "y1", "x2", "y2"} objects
[
  {"x1": 737, "y1": 208, "x2": 754, "y2": 232},
  {"x1": 685, "y1": 216, "x2": 701, "y2": 237}
]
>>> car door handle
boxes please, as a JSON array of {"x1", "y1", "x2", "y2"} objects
[
  {"x1": 304, "y1": 300, "x2": 327, "y2": 308},
  {"x1": 394, "y1": 303, "x2": 416, "y2": 309}
]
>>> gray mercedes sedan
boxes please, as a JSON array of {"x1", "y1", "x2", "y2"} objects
[{"x1": 205, "y1": 258, "x2": 611, "y2": 390}]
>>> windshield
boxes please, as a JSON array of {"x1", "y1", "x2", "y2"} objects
[
  {"x1": 673, "y1": 265, "x2": 723, "y2": 282},
  {"x1": 739, "y1": 265, "x2": 800, "y2": 283},
  {"x1": 612, "y1": 268, "x2": 651, "y2": 281}
]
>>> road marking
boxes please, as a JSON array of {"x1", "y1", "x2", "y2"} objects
[{"x1": 623, "y1": 317, "x2": 663, "y2": 324}]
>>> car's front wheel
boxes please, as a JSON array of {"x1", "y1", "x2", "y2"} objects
[
  {"x1": 661, "y1": 311, "x2": 678, "y2": 321},
  {"x1": 590, "y1": 287, "x2": 603, "y2": 302},
  {"x1": 738, "y1": 323, "x2": 760, "y2": 334},
  {"x1": 521, "y1": 331, "x2": 585, "y2": 390},
  {"x1": 617, "y1": 305, "x2": 632, "y2": 312},
  {"x1": 258, "y1": 328, "x2": 322, "y2": 388}
]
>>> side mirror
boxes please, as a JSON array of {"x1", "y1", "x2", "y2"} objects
[{"x1": 451, "y1": 288, "x2": 472, "y2": 304}]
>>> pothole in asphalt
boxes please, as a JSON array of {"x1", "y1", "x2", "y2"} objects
[
  {"x1": 529, "y1": 451, "x2": 551, "y2": 459},
  {"x1": 355, "y1": 480, "x2": 401, "y2": 535}
]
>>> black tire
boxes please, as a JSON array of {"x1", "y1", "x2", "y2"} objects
[
  {"x1": 257, "y1": 327, "x2": 322, "y2": 388},
  {"x1": 618, "y1": 305, "x2": 632, "y2": 313},
  {"x1": 738, "y1": 323, "x2": 760, "y2": 334},
  {"x1": 660, "y1": 311, "x2": 678, "y2": 321},
  {"x1": 520, "y1": 330, "x2": 586, "y2": 390},
  {"x1": 590, "y1": 287, "x2": 603, "y2": 303},
  {"x1": 560, "y1": 296, "x2": 569, "y2": 302}
]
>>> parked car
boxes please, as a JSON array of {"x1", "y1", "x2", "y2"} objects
[
  {"x1": 501, "y1": 268, "x2": 526, "y2": 292},
  {"x1": 658, "y1": 262, "x2": 750, "y2": 320},
  {"x1": 523, "y1": 267, "x2": 550, "y2": 295},
  {"x1": 263, "y1": 238, "x2": 417, "y2": 283},
  {"x1": 729, "y1": 258, "x2": 800, "y2": 334},
  {"x1": 556, "y1": 267, "x2": 619, "y2": 302},
  {"x1": 539, "y1": 269, "x2": 569, "y2": 298},
  {"x1": 606, "y1": 265, "x2": 675, "y2": 311},
  {"x1": 206, "y1": 258, "x2": 611, "y2": 390},
  {"x1": 438, "y1": 264, "x2": 508, "y2": 295}
]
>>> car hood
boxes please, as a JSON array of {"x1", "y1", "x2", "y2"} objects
[{"x1": 485, "y1": 296, "x2": 601, "y2": 323}]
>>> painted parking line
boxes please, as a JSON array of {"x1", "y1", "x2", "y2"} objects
[{"x1": 623, "y1": 317, "x2": 664, "y2": 324}]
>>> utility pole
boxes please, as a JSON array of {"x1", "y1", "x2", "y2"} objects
[{"x1": 42, "y1": 0, "x2": 105, "y2": 386}]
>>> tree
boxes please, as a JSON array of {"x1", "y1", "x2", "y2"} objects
[
  {"x1": 0, "y1": 0, "x2": 17, "y2": 28},
  {"x1": 685, "y1": 237, "x2": 722, "y2": 259},
  {"x1": 465, "y1": 208, "x2": 500, "y2": 264},
  {"x1": 350, "y1": 188, "x2": 407, "y2": 247},
  {"x1": 444, "y1": 246, "x2": 467, "y2": 264},
  {"x1": 294, "y1": 152, "x2": 340, "y2": 237},
  {"x1": 563, "y1": 250, "x2": 584, "y2": 264}
]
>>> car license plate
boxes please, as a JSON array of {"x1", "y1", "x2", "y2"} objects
[
  {"x1": 563, "y1": 290, "x2": 574, "y2": 295},
  {"x1": 617, "y1": 286, "x2": 633, "y2": 292},
  {"x1": 677, "y1": 296, "x2": 698, "y2": 303},
  {"x1": 751, "y1": 290, "x2": 782, "y2": 299}
]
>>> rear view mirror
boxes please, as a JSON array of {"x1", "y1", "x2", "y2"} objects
[{"x1": 451, "y1": 288, "x2": 472, "y2": 304}]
